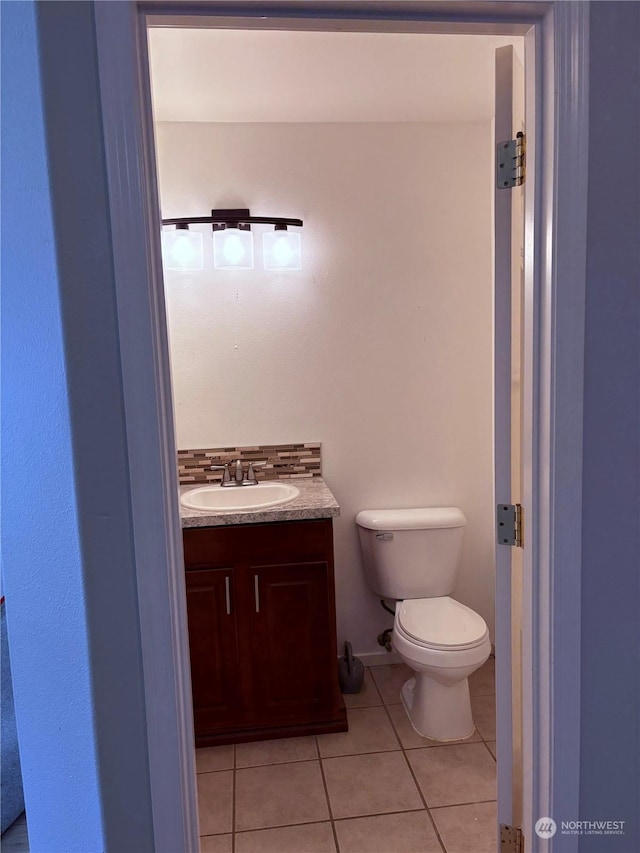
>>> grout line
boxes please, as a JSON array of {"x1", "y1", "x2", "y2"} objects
[
  {"x1": 367, "y1": 669, "x2": 386, "y2": 702},
  {"x1": 430, "y1": 798, "x2": 498, "y2": 810},
  {"x1": 234, "y1": 756, "x2": 320, "y2": 770},
  {"x1": 228, "y1": 804, "x2": 508, "y2": 837},
  {"x1": 317, "y1": 740, "x2": 486, "y2": 760},
  {"x1": 231, "y1": 744, "x2": 236, "y2": 853},
  {"x1": 400, "y1": 737, "x2": 484, "y2": 751},
  {"x1": 470, "y1": 690, "x2": 496, "y2": 749},
  {"x1": 233, "y1": 817, "x2": 336, "y2": 835},
  {"x1": 387, "y1": 704, "x2": 402, "y2": 750},
  {"x1": 331, "y1": 806, "x2": 443, "y2": 823},
  {"x1": 196, "y1": 766, "x2": 235, "y2": 777},
  {"x1": 381, "y1": 699, "x2": 447, "y2": 853},
  {"x1": 480, "y1": 739, "x2": 497, "y2": 762},
  {"x1": 369, "y1": 676, "x2": 383, "y2": 706},
  {"x1": 200, "y1": 831, "x2": 234, "y2": 838},
  {"x1": 319, "y1": 747, "x2": 405, "y2": 762},
  {"x1": 316, "y1": 738, "x2": 340, "y2": 853},
  {"x1": 209, "y1": 803, "x2": 503, "y2": 840}
]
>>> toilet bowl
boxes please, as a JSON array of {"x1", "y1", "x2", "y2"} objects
[{"x1": 392, "y1": 596, "x2": 491, "y2": 740}]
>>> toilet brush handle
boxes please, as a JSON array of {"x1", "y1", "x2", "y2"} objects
[{"x1": 344, "y1": 642, "x2": 354, "y2": 676}]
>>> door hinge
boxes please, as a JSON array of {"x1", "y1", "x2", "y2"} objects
[
  {"x1": 500, "y1": 823, "x2": 524, "y2": 853},
  {"x1": 496, "y1": 131, "x2": 525, "y2": 188},
  {"x1": 497, "y1": 503, "x2": 524, "y2": 547}
]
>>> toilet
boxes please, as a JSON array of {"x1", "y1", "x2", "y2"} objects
[{"x1": 356, "y1": 507, "x2": 490, "y2": 741}]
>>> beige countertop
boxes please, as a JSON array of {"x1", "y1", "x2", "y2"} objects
[{"x1": 179, "y1": 477, "x2": 340, "y2": 528}]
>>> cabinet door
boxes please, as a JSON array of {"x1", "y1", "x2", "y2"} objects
[
  {"x1": 185, "y1": 567, "x2": 240, "y2": 733},
  {"x1": 249, "y1": 562, "x2": 334, "y2": 725}
]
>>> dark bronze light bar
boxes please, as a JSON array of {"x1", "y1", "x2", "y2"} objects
[
  {"x1": 161, "y1": 208, "x2": 303, "y2": 229},
  {"x1": 161, "y1": 208, "x2": 303, "y2": 271}
]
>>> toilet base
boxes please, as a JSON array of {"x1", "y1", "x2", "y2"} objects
[{"x1": 401, "y1": 675, "x2": 475, "y2": 742}]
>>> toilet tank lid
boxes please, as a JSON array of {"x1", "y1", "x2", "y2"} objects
[{"x1": 355, "y1": 507, "x2": 467, "y2": 531}]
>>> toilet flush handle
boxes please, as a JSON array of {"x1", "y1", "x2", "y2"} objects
[{"x1": 376, "y1": 533, "x2": 394, "y2": 541}]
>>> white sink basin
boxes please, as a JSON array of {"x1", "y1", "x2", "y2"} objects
[{"x1": 180, "y1": 482, "x2": 300, "y2": 512}]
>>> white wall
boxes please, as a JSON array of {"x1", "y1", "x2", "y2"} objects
[{"x1": 157, "y1": 120, "x2": 495, "y2": 653}]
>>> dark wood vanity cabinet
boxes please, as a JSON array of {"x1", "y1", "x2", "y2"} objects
[
  {"x1": 183, "y1": 519, "x2": 347, "y2": 746},
  {"x1": 185, "y1": 567, "x2": 241, "y2": 732}
]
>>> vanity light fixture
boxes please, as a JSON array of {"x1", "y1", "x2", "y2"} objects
[
  {"x1": 161, "y1": 208, "x2": 303, "y2": 271},
  {"x1": 263, "y1": 225, "x2": 302, "y2": 271},
  {"x1": 213, "y1": 226, "x2": 254, "y2": 270},
  {"x1": 161, "y1": 224, "x2": 204, "y2": 271}
]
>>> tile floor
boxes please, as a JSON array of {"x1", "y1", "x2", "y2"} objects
[
  {"x1": 197, "y1": 657, "x2": 496, "y2": 853},
  {"x1": 0, "y1": 660, "x2": 495, "y2": 853}
]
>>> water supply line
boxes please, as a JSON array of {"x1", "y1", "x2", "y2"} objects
[
  {"x1": 380, "y1": 599, "x2": 396, "y2": 616},
  {"x1": 377, "y1": 599, "x2": 396, "y2": 652}
]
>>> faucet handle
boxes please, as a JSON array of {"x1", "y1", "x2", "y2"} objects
[
  {"x1": 246, "y1": 462, "x2": 266, "y2": 482},
  {"x1": 210, "y1": 463, "x2": 231, "y2": 483}
]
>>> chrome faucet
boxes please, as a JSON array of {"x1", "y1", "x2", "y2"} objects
[{"x1": 210, "y1": 460, "x2": 265, "y2": 487}]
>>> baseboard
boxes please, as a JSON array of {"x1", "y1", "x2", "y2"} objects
[
  {"x1": 352, "y1": 650, "x2": 402, "y2": 667},
  {"x1": 342, "y1": 645, "x2": 494, "y2": 668},
  {"x1": 344, "y1": 646, "x2": 494, "y2": 667}
]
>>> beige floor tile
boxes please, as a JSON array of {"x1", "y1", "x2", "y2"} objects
[
  {"x1": 196, "y1": 745, "x2": 234, "y2": 773},
  {"x1": 235, "y1": 760, "x2": 329, "y2": 831},
  {"x1": 200, "y1": 834, "x2": 233, "y2": 853},
  {"x1": 370, "y1": 664, "x2": 414, "y2": 705},
  {"x1": 431, "y1": 801, "x2": 497, "y2": 853},
  {"x1": 343, "y1": 669, "x2": 383, "y2": 709},
  {"x1": 323, "y1": 751, "x2": 423, "y2": 819},
  {"x1": 471, "y1": 694, "x2": 496, "y2": 741},
  {"x1": 387, "y1": 704, "x2": 481, "y2": 750},
  {"x1": 335, "y1": 810, "x2": 442, "y2": 853},
  {"x1": 235, "y1": 822, "x2": 336, "y2": 853},
  {"x1": 236, "y1": 735, "x2": 317, "y2": 768},
  {"x1": 197, "y1": 770, "x2": 233, "y2": 836},
  {"x1": 485, "y1": 741, "x2": 496, "y2": 759},
  {"x1": 468, "y1": 657, "x2": 495, "y2": 697},
  {"x1": 408, "y1": 743, "x2": 496, "y2": 807},
  {"x1": 317, "y1": 707, "x2": 399, "y2": 757}
]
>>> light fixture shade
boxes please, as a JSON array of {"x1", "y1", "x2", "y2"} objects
[
  {"x1": 262, "y1": 229, "x2": 302, "y2": 271},
  {"x1": 213, "y1": 227, "x2": 254, "y2": 270},
  {"x1": 161, "y1": 228, "x2": 204, "y2": 271}
]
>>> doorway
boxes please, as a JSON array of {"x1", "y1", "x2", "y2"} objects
[
  {"x1": 93, "y1": 3, "x2": 589, "y2": 851},
  {"x1": 149, "y1": 21, "x2": 522, "y2": 853}
]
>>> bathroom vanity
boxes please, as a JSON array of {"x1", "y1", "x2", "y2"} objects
[{"x1": 181, "y1": 478, "x2": 347, "y2": 746}]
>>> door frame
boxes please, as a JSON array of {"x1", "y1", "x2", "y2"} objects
[{"x1": 93, "y1": 2, "x2": 588, "y2": 850}]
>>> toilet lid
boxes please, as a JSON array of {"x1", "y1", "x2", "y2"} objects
[{"x1": 396, "y1": 597, "x2": 488, "y2": 650}]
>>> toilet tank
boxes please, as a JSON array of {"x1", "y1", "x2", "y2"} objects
[{"x1": 355, "y1": 507, "x2": 466, "y2": 600}]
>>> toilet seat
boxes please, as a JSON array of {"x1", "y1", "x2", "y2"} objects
[{"x1": 396, "y1": 597, "x2": 489, "y2": 651}]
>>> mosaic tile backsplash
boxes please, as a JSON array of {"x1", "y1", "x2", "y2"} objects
[{"x1": 178, "y1": 443, "x2": 322, "y2": 485}]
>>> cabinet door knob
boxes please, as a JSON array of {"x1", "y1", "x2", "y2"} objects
[
  {"x1": 254, "y1": 574, "x2": 260, "y2": 613},
  {"x1": 225, "y1": 576, "x2": 231, "y2": 615}
]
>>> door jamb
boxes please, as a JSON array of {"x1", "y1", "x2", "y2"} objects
[{"x1": 93, "y1": 3, "x2": 588, "y2": 850}]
